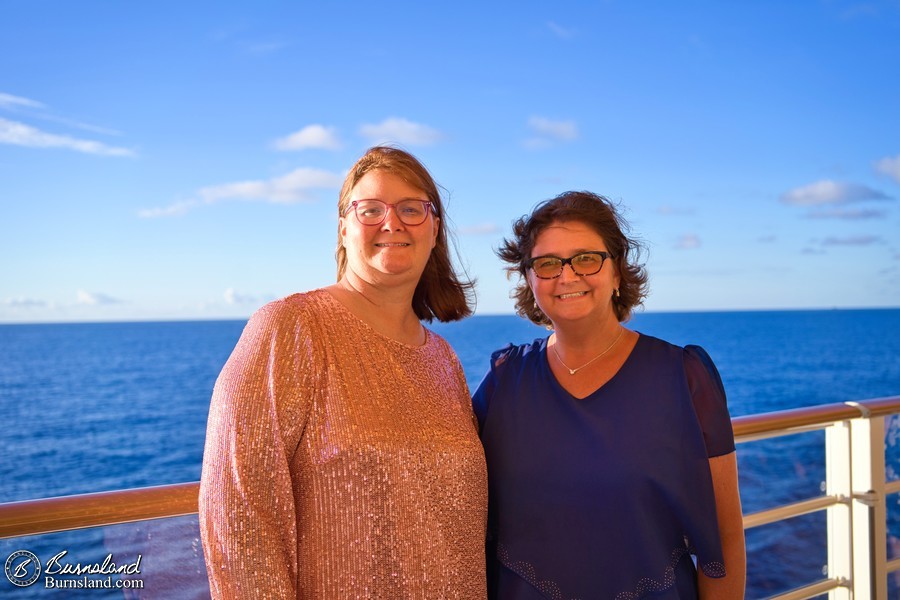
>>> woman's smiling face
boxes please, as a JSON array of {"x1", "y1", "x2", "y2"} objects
[
  {"x1": 527, "y1": 220, "x2": 620, "y2": 327},
  {"x1": 339, "y1": 170, "x2": 439, "y2": 286}
]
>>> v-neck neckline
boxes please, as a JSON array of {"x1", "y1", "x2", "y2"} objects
[{"x1": 542, "y1": 332, "x2": 643, "y2": 401}]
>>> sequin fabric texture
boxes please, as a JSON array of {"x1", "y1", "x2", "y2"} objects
[{"x1": 199, "y1": 289, "x2": 488, "y2": 599}]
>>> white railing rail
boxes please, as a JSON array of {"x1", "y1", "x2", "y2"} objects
[
  {"x1": 736, "y1": 395, "x2": 900, "y2": 599},
  {"x1": 1, "y1": 395, "x2": 899, "y2": 599}
]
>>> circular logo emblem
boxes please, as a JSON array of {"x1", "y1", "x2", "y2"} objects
[{"x1": 5, "y1": 550, "x2": 41, "y2": 587}]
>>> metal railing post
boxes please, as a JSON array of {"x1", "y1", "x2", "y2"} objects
[
  {"x1": 849, "y1": 414, "x2": 888, "y2": 599},
  {"x1": 826, "y1": 420, "x2": 853, "y2": 600}
]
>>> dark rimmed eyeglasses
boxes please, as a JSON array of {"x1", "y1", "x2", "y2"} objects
[
  {"x1": 343, "y1": 199, "x2": 434, "y2": 226},
  {"x1": 526, "y1": 251, "x2": 613, "y2": 279}
]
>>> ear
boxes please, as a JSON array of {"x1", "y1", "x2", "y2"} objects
[
  {"x1": 339, "y1": 216, "x2": 348, "y2": 246},
  {"x1": 431, "y1": 216, "x2": 440, "y2": 248}
]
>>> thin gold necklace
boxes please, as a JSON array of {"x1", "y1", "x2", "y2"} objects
[{"x1": 552, "y1": 328, "x2": 625, "y2": 376}]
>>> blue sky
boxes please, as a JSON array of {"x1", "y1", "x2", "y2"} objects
[{"x1": 2, "y1": 1, "x2": 899, "y2": 323}]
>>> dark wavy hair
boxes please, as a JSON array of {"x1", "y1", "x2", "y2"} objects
[
  {"x1": 497, "y1": 190, "x2": 648, "y2": 326},
  {"x1": 336, "y1": 145, "x2": 475, "y2": 322}
]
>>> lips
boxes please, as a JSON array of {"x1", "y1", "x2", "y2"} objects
[{"x1": 375, "y1": 242, "x2": 411, "y2": 247}]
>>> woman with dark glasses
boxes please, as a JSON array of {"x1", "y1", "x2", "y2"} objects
[
  {"x1": 474, "y1": 191, "x2": 745, "y2": 599},
  {"x1": 200, "y1": 146, "x2": 487, "y2": 599}
]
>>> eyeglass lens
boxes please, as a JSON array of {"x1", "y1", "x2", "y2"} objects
[
  {"x1": 531, "y1": 253, "x2": 606, "y2": 278},
  {"x1": 352, "y1": 200, "x2": 430, "y2": 225}
]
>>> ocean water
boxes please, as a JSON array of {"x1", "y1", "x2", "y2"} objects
[{"x1": 1, "y1": 309, "x2": 899, "y2": 598}]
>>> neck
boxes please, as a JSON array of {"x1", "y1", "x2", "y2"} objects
[
  {"x1": 552, "y1": 316, "x2": 622, "y2": 360},
  {"x1": 331, "y1": 271, "x2": 424, "y2": 344}
]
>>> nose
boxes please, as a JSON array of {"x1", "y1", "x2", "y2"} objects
[
  {"x1": 558, "y1": 262, "x2": 580, "y2": 281},
  {"x1": 380, "y1": 205, "x2": 406, "y2": 231}
]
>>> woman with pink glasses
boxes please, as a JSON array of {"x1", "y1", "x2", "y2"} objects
[{"x1": 200, "y1": 146, "x2": 486, "y2": 599}]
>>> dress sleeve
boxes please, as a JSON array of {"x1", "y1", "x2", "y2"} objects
[
  {"x1": 684, "y1": 345, "x2": 735, "y2": 458},
  {"x1": 471, "y1": 344, "x2": 513, "y2": 431},
  {"x1": 199, "y1": 302, "x2": 313, "y2": 599}
]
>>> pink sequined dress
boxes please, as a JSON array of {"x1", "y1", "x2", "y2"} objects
[{"x1": 199, "y1": 289, "x2": 488, "y2": 599}]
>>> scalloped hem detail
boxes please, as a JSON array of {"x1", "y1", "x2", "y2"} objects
[
  {"x1": 496, "y1": 543, "x2": 725, "y2": 600},
  {"x1": 497, "y1": 543, "x2": 573, "y2": 600}
]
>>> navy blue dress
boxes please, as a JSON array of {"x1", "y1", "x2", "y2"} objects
[{"x1": 473, "y1": 333, "x2": 735, "y2": 600}]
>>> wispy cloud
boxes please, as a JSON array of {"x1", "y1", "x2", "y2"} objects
[
  {"x1": 875, "y1": 154, "x2": 900, "y2": 184},
  {"x1": 674, "y1": 234, "x2": 701, "y2": 250},
  {"x1": 138, "y1": 200, "x2": 200, "y2": 218},
  {"x1": 2, "y1": 297, "x2": 46, "y2": 308},
  {"x1": 359, "y1": 117, "x2": 443, "y2": 146},
  {"x1": 198, "y1": 168, "x2": 341, "y2": 203},
  {"x1": 0, "y1": 91, "x2": 123, "y2": 136},
  {"x1": 547, "y1": 21, "x2": 575, "y2": 39},
  {"x1": 273, "y1": 124, "x2": 341, "y2": 151},
  {"x1": 224, "y1": 288, "x2": 258, "y2": 305},
  {"x1": 76, "y1": 290, "x2": 124, "y2": 305},
  {"x1": 524, "y1": 116, "x2": 578, "y2": 149},
  {"x1": 806, "y1": 208, "x2": 888, "y2": 219},
  {"x1": 241, "y1": 39, "x2": 291, "y2": 56},
  {"x1": 459, "y1": 222, "x2": 501, "y2": 235},
  {"x1": 821, "y1": 235, "x2": 882, "y2": 247},
  {"x1": 757, "y1": 235, "x2": 777, "y2": 243},
  {"x1": 780, "y1": 179, "x2": 891, "y2": 206},
  {"x1": 0, "y1": 117, "x2": 134, "y2": 156},
  {"x1": 0, "y1": 92, "x2": 44, "y2": 109},
  {"x1": 139, "y1": 167, "x2": 343, "y2": 218}
]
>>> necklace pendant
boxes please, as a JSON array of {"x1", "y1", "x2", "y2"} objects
[{"x1": 568, "y1": 368, "x2": 577, "y2": 375}]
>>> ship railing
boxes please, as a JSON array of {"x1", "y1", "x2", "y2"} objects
[{"x1": 1, "y1": 395, "x2": 900, "y2": 599}]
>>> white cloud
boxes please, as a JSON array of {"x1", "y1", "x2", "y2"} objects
[
  {"x1": 224, "y1": 288, "x2": 257, "y2": 305},
  {"x1": 528, "y1": 116, "x2": 578, "y2": 141},
  {"x1": 780, "y1": 179, "x2": 891, "y2": 206},
  {"x1": 359, "y1": 117, "x2": 442, "y2": 146},
  {"x1": 806, "y1": 208, "x2": 887, "y2": 220},
  {"x1": 821, "y1": 235, "x2": 881, "y2": 247},
  {"x1": 0, "y1": 92, "x2": 44, "y2": 109},
  {"x1": 674, "y1": 234, "x2": 701, "y2": 250},
  {"x1": 524, "y1": 116, "x2": 578, "y2": 149},
  {"x1": 198, "y1": 168, "x2": 342, "y2": 204},
  {"x1": 76, "y1": 290, "x2": 124, "y2": 305},
  {"x1": 2, "y1": 297, "x2": 46, "y2": 308},
  {"x1": 137, "y1": 200, "x2": 199, "y2": 219},
  {"x1": 459, "y1": 222, "x2": 501, "y2": 235},
  {"x1": 0, "y1": 117, "x2": 134, "y2": 156},
  {"x1": 875, "y1": 155, "x2": 900, "y2": 184},
  {"x1": 274, "y1": 124, "x2": 341, "y2": 151},
  {"x1": 1, "y1": 91, "x2": 122, "y2": 136},
  {"x1": 547, "y1": 21, "x2": 575, "y2": 39},
  {"x1": 140, "y1": 167, "x2": 343, "y2": 218}
]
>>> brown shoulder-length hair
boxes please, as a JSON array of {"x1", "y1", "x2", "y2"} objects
[
  {"x1": 497, "y1": 190, "x2": 648, "y2": 326},
  {"x1": 336, "y1": 145, "x2": 474, "y2": 322}
]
